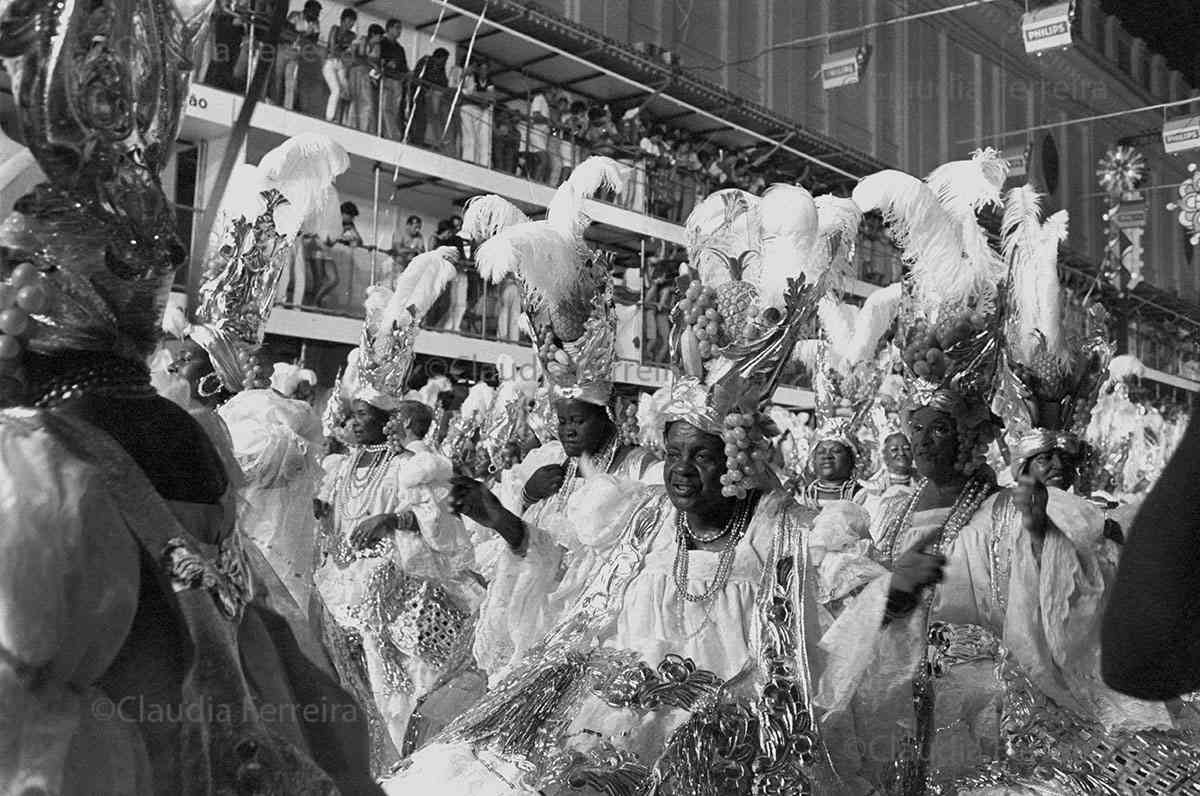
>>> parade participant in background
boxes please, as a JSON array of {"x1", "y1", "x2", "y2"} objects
[
  {"x1": 457, "y1": 157, "x2": 661, "y2": 680},
  {"x1": 818, "y1": 156, "x2": 1199, "y2": 794},
  {"x1": 0, "y1": 3, "x2": 376, "y2": 791},
  {"x1": 314, "y1": 248, "x2": 483, "y2": 773},
  {"x1": 181, "y1": 134, "x2": 347, "y2": 616},
  {"x1": 386, "y1": 182, "x2": 875, "y2": 796},
  {"x1": 860, "y1": 428, "x2": 917, "y2": 518},
  {"x1": 994, "y1": 183, "x2": 1127, "y2": 559}
]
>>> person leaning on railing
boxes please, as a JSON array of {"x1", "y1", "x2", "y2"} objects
[{"x1": 378, "y1": 19, "x2": 409, "y2": 140}]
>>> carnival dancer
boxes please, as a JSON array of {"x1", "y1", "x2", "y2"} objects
[
  {"x1": 0, "y1": 2, "x2": 377, "y2": 791},
  {"x1": 860, "y1": 429, "x2": 917, "y2": 519},
  {"x1": 455, "y1": 157, "x2": 661, "y2": 680},
  {"x1": 817, "y1": 157, "x2": 1200, "y2": 794},
  {"x1": 174, "y1": 134, "x2": 348, "y2": 617},
  {"x1": 313, "y1": 247, "x2": 483, "y2": 773},
  {"x1": 384, "y1": 182, "x2": 875, "y2": 796}
]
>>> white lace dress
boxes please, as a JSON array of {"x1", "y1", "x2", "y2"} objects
[
  {"x1": 817, "y1": 489, "x2": 1181, "y2": 791},
  {"x1": 313, "y1": 441, "x2": 480, "y2": 758},
  {"x1": 471, "y1": 441, "x2": 661, "y2": 680}
]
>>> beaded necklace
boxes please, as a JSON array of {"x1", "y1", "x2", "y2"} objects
[
  {"x1": 803, "y1": 478, "x2": 859, "y2": 508},
  {"x1": 553, "y1": 431, "x2": 618, "y2": 512},
  {"x1": 672, "y1": 495, "x2": 755, "y2": 604},
  {"x1": 34, "y1": 359, "x2": 157, "y2": 408},
  {"x1": 890, "y1": 473, "x2": 992, "y2": 796},
  {"x1": 336, "y1": 444, "x2": 396, "y2": 529}
]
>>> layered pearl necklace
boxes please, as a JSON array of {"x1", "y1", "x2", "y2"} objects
[
  {"x1": 553, "y1": 432, "x2": 619, "y2": 511},
  {"x1": 804, "y1": 478, "x2": 859, "y2": 507},
  {"x1": 672, "y1": 495, "x2": 755, "y2": 604},
  {"x1": 335, "y1": 443, "x2": 396, "y2": 529}
]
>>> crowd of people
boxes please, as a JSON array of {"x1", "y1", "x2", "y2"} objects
[
  {"x1": 199, "y1": 0, "x2": 797, "y2": 225},
  {"x1": 7, "y1": 4, "x2": 1200, "y2": 795}
]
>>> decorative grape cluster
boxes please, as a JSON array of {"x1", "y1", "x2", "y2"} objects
[
  {"x1": 240, "y1": 350, "x2": 272, "y2": 391},
  {"x1": 537, "y1": 333, "x2": 573, "y2": 380},
  {"x1": 0, "y1": 263, "x2": 48, "y2": 367},
  {"x1": 721, "y1": 412, "x2": 770, "y2": 498},
  {"x1": 677, "y1": 281, "x2": 725, "y2": 360},
  {"x1": 900, "y1": 311, "x2": 988, "y2": 383}
]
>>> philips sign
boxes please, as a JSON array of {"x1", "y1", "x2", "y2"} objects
[
  {"x1": 1162, "y1": 116, "x2": 1200, "y2": 155},
  {"x1": 1021, "y1": 4, "x2": 1073, "y2": 54},
  {"x1": 821, "y1": 47, "x2": 869, "y2": 90}
]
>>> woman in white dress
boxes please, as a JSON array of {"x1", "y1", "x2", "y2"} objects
[
  {"x1": 313, "y1": 250, "x2": 483, "y2": 773},
  {"x1": 385, "y1": 182, "x2": 880, "y2": 795}
]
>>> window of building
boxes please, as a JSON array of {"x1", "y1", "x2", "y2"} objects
[{"x1": 1116, "y1": 36, "x2": 1132, "y2": 76}]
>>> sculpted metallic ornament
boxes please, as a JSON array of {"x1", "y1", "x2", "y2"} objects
[{"x1": 162, "y1": 533, "x2": 251, "y2": 621}]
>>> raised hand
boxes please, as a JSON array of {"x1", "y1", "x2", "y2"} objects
[
  {"x1": 451, "y1": 475, "x2": 526, "y2": 550},
  {"x1": 1012, "y1": 474, "x2": 1049, "y2": 537},
  {"x1": 522, "y1": 463, "x2": 567, "y2": 504}
]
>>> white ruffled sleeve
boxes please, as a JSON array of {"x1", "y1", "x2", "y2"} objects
[
  {"x1": 473, "y1": 473, "x2": 649, "y2": 683},
  {"x1": 389, "y1": 449, "x2": 475, "y2": 578},
  {"x1": 0, "y1": 417, "x2": 147, "y2": 793},
  {"x1": 495, "y1": 441, "x2": 565, "y2": 514}
]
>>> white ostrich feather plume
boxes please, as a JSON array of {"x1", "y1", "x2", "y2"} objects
[
  {"x1": 461, "y1": 195, "x2": 531, "y2": 247},
  {"x1": 468, "y1": 157, "x2": 619, "y2": 305},
  {"x1": 756, "y1": 184, "x2": 820, "y2": 309},
  {"x1": 815, "y1": 282, "x2": 903, "y2": 374},
  {"x1": 1002, "y1": 185, "x2": 1069, "y2": 365},
  {"x1": 547, "y1": 156, "x2": 624, "y2": 240},
  {"x1": 854, "y1": 161, "x2": 1000, "y2": 317},
  {"x1": 378, "y1": 247, "x2": 459, "y2": 339}
]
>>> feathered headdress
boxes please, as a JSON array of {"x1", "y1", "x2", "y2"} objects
[
  {"x1": 0, "y1": 0, "x2": 213, "y2": 399},
  {"x1": 639, "y1": 184, "x2": 841, "y2": 498},
  {"x1": 856, "y1": 152, "x2": 1010, "y2": 409},
  {"x1": 339, "y1": 247, "x2": 460, "y2": 414},
  {"x1": 997, "y1": 185, "x2": 1112, "y2": 477},
  {"x1": 271, "y1": 362, "x2": 317, "y2": 399},
  {"x1": 186, "y1": 134, "x2": 349, "y2": 392},
  {"x1": 796, "y1": 283, "x2": 904, "y2": 478},
  {"x1": 462, "y1": 157, "x2": 623, "y2": 409},
  {"x1": 853, "y1": 149, "x2": 1007, "y2": 322}
]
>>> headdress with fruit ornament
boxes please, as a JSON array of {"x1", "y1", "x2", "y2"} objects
[
  {"x1": 0, "y1": 0, "x2": 214, "y2": 403},
  {"x1": 476, "y1": 354, "x2": 539, "y2": 473},
  {"x1": 993, "y1": 184, "x2": 1113, "y2": 481},
  {"x1": 324, "y1": 247, "x2": 460, "y2": 449},
  {"x1": 461, "y1": 157, "x2": 624, "y2": 419},
  {"x1": 796, "y1": 282, "x2": 905, "y2": 479},
  {"x1": 852, "y1": 151, "x2": 1011, "y2": 473},
  {"x1": 1084, "y1": 354, "x2": 1164, "y2": 496},
  {"x1": 440, "y1": 378, "x2": 496, "y2": 475},
  {"x1": 180, "y1": 134, "x2": 349, "y2": 395},
  {"x1": 638, "y1": 184, "x2": 848, "y2": 498}
]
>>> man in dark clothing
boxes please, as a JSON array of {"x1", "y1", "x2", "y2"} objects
[
  {"x1": 1102, "y1": 410, "x2": 1200, "y2": 699},
  {"x1": 379, "y1": 18, "x2": 409, "y2": 140}
]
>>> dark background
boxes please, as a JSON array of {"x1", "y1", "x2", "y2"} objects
[{"x1": 1105, "y1": 0, "x2": 1200, "y2": 84}]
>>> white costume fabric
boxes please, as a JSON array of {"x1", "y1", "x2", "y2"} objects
[
  {"x1": 218, "y1": 389, "x2": 324, "y2": 615},
  {"x1": 314, "y1": 440, "x2": 481, "y2": 758},
  {"x1": 386, "y1": 488, "x2": 855, "y2": 795},
  {"x1": 818, "y1": 488, "x2": 1180, "y2": 790},
  {"x1": 471, "y1": 440, "x2": 661, "y2": 681}
]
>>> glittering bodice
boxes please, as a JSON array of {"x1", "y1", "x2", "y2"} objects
[{"x1": 2, "y1": 0, "x2": 212, "y2": 274}]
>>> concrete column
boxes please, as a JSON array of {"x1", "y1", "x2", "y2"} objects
[{"x1": 938, "y1": 29, "x2": 950, "y2": 163}]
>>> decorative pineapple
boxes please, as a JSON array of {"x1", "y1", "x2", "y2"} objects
[{"x1": 715, "y1": 252, "x2": 758, "y2": 342}]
